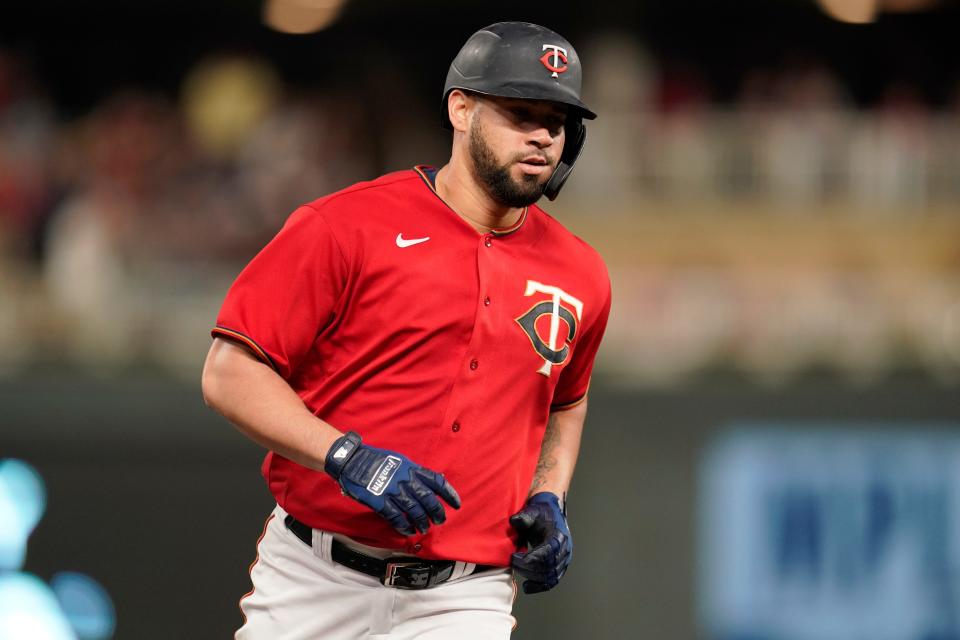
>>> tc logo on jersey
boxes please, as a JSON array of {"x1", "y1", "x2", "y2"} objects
[
  {"x1": 540, "y1": 45, "x2": 569, "y2": 78},
  {"x1": 516, "y1": 280, "x2": 583, "y2": 376}
]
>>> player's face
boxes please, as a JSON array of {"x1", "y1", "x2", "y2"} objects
[{"x1": 467, "y1": 95, "x2": 567, "y2": 208}]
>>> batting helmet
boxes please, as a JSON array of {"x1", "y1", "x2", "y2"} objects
[{"x1": 442, "y1": 22, "x2": 596, "y2": 201}]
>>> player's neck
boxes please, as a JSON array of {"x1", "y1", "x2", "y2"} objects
[{"x1": 434, "y1": 163, "x2": 524, "y2": 235}]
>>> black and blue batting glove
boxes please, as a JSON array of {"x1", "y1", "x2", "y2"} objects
[
  {"x1": 324, "y1": 431, "x2": 461, "y2": 536},
  {"x1": 509, "y1": 492, "x2": 573, "y2": 594}
]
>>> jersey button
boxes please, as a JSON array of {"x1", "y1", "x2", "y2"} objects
[
  {"x1": 469, "y1": 359, "x2": 479, "y2": 371},
  {"x1": 483, "y1": 296, "x2": 491, "y2": 306},
  {"x1": 413, "y1": 543, "x2": 422, "y2": 552},
  {"x1": 484, "y1": 236, "x2": 492, "y2": 247},
  {"x1": 452, "y1": 422, "x2": 461, "y2": 432}
]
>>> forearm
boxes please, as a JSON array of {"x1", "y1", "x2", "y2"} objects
[
  {"x1": 529, "y1": 398, "x2": 588, "y2": 499},
  {"x1": 201, "y1": 337, "x2": 342, "y2": 471}
]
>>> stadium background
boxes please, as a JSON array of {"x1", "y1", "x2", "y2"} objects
[{"x1": 2, "y1": 0, "x2": 960, "y2": 637}]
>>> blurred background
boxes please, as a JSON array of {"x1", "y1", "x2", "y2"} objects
[{"x1": 2, "y1": 0, "x2": 960, "y2": 637}]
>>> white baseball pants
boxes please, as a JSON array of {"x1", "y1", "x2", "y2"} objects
[{"x1": 236, "y1": 505, "x2": 517, "y2": 639}]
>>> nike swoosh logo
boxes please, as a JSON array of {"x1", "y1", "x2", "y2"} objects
[{"x1": 396, "y1": 233, "x2": 430, "y2": 248}]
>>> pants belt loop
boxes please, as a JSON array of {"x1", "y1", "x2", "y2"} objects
[
  {"x1": 315, "y1": 530, "x2": 334, "y2": 563},
  {"x1": 449, "y1": 561, "x2": 468, "y2": 581}
]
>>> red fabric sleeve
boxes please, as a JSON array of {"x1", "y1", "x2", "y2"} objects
[
  {"x1": 212, "y1": 204, "x2": 348, "y2": 379},
  {"x1": 550, "y1": 272, "x2": 612, "y2": 412}
]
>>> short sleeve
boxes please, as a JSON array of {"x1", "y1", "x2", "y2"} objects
[
  {"x1": 550, "y1": 272, "x2": 612, "y2": 412},
  {"x1": 212, "y1": 204, "x2": 348, "y2": 379}
]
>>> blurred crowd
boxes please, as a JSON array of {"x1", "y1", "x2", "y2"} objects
[
  {"x1": 0, "y1": 50, "x2": 384, "y2": 374},
  {"x1": 572, "y1": 36, "x2": 960, "y2": 209},
  {"x1": 0, "y1": 39, "x2": 958, "y2": 381},
  {"x1": 0, "y1": 51, "x2": 380, "y2": 267}
]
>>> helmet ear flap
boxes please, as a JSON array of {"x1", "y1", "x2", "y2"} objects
[{"x1": 543, "y1": 119, "x2": 586, "y2": 201}]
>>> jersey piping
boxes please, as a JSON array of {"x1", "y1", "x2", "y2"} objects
[{"x1": 212, "y1": 326, "x2": 278, "y2": 371}]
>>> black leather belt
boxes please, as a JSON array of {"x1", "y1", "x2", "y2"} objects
[{"x1": 283, "y1": 514, "x2": 497, "y2": 589}]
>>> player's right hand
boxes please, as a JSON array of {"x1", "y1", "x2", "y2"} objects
[{"x1": 323, "y1": 431, "x2": 461, "y2": 536}]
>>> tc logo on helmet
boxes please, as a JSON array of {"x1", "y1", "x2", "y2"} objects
[{"x1": 540, "y1": 45, "x2": 569, "y2": 78}]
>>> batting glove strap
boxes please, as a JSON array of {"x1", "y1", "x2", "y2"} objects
[
  {"x1": 323, "y1": 431, "x2": 363, "y2": 479},
  {"x1": 509, "y1": 492, "x2": 574, "y2": 594},
  {"x1": 326, "y1": 436, "x2": 461, "y2": 537}
]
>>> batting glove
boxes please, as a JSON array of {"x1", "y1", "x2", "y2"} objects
[
  {"x1": 324, "y1": 431, "x2": 461, "y2": 536},
  {"x1": 510, "y1": 492, "x2": 573, "y2": 594}
]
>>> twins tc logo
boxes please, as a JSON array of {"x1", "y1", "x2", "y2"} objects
[
  {"x1": 516, "y1": 280, "x2": 584, "y2": 376},
  {"x1": 540, "y1": 44, "x2": 569, "y2": 78}
]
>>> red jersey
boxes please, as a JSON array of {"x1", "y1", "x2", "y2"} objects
[{"x1": 213, "y1": 166, "x2": 611, "y2": 566}]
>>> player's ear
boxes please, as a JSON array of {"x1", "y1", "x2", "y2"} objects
[{"x1": 447, "y1": 89, "x2": 472, "y2": 133}]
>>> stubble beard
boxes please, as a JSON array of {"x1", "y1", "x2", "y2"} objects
[{"x1": 468, "y1": 119, "x2": 551, "y2": 208}]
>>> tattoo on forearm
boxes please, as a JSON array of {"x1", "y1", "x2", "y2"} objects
[{"x1": 530, "y1": 414, "x2": 561, "y2": 494}]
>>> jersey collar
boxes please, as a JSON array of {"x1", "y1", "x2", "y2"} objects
[{"x1": 414, "y1": 165, "x2": 527, "y2": 238}]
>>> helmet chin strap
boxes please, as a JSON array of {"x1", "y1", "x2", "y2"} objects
[{"x1": 543, "y1": 120, "x2": 586, "y2": 201}]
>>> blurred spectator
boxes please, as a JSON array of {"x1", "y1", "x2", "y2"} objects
[
  {"x1": 570, "y1": 32, "x2": 655, "y2": 205},
  {"x1": 928, "y1": 80, "x2": 960, "y2": 202},
  {"x1": 761, "y1": 57, "x2": 850, "y2": 208},
  {"x1": 236, "y1": 90, "x2": 377, "y2": 228},
  {"x1": 849, "y1": 82, "x2": 932, "y2": 212},
  {"x1": 43, "y1": 91, "x2": 185, "y2": 365},
  {"x1": 645, "y1": 62, "x2": 715, "y2": 201},
  {"x1": 0, "y1": 50, "x2": 57, "y2": 264}
]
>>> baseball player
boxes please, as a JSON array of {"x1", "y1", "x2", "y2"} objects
[{"x1": 201, "y1": 21, "x2": 611, "y2": 639}]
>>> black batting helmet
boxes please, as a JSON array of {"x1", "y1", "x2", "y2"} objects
[{"x1": 441, "y1": 22, "x2": 596, "y2": 200}]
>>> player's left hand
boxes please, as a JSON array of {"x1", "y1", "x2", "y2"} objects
[{"x1": 509, "y1": 492, "x2": 572, "y2": 594}]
